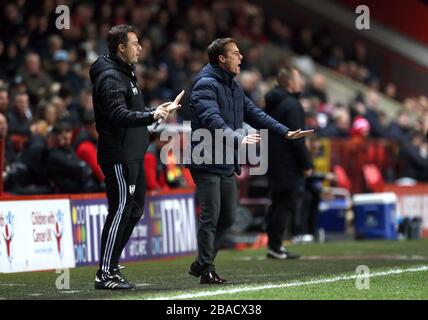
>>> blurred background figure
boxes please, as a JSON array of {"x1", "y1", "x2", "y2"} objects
[
  {"x1": 46, "y1": 120, "x2": 97, "y2": 193},
  {"x1": 265, "y1": 67, "x2": 312, "y2": 259}
]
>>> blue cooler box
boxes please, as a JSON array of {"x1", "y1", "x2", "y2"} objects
[
  {"x1": 353, "y1": 193, "x2": 398, "y2": 240},
  {"x1": 317, "y1": 198, "x2": 348, "y2": 232}
]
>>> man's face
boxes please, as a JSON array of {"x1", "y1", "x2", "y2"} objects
[
  {"x1": 0, "y1": 91, "x2": 9, "y2": 113},
  {"x1": 55, "y1": 61, "x2": 69, "y2": 75},
  {"x1": 0, "y1": 115, "x2": 7, "y2": 138},
  {"x1": 289, "y1": 70, "x2": 304, "y2": 94},
  {"x1": 219, "y1": 42, "x2": 243, "y2": 75},
  {"x1": 121, "y1": 32, "x2": 142, "y2": 64},
  {"x1": 57, "y1": 130, "x2": 73, "y2": 148},
  {"x1": 26, "y1": 54, "x2": 41, "y2": 75},
  {"x1": 14, "y1": 94, "x2": 29, "y2": 114}
]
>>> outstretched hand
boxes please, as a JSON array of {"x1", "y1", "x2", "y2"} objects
[
  {"x1": 284, "y1": 129, "x2": 315, "y2": 139},
  {"x1": 241, "y1": 133, "x2": 261, "y2": 145},
  {"x1": 167, "y1": 90, "x2": 185, "y2": 113}
]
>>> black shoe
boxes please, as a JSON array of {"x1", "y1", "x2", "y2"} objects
[
  {"x1": 267, "y1": 248, "x2": 300, "y2": 260},
  {"x1": 94, "y1": 275, "x2": 136, "y2": 290},
  {"x1": 212, "y1": 271, "x2": 226, "y2": 283},
  {"x1": 94, "y1": 270, "x2": 135, "y2": 290},
  {"x1": 200, "y1": 271, "x2": 226, "y2": 284},
  {"x1": 189, "y1": 262, "x2": 202, "y2": 278}
]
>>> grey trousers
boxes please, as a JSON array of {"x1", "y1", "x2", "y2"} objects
[{"x1": 190, "y1": 169, "x2": 237, "y2": 273}]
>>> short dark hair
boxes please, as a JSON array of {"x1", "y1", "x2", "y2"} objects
[
  {"x1": 107, "y1": 25, "x2": 138, "y2": 54},
  {"x1": 207, "y1": 38, "x2": 237, "y2": 65},
  {"x1": 52, "y1": 120, "x2": 72, "y2": 135}
]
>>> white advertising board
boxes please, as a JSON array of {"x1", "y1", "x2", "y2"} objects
[{"x1": 0, "y1": 199, "x2": 75, "y2": 273}]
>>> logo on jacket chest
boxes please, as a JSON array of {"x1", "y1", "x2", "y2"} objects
[{"x1": 130, "y1": 81, "x2": 139, "y2": 95}]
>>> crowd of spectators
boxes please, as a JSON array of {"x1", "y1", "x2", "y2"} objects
[{"x1": 0, "y1": 0, "x2": 427, "y2": 195}]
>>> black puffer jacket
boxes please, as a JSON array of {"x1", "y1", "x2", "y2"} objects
[{"x1": 90, "y1": 54, "x2": 156, "y2": 165}]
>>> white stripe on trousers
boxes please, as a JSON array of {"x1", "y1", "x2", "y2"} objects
[
  {"x1": 103, "y1": 164, "x2": 126, "y2": 274},
  {"x1": 102, "y1": 164, "x2": 122, "y2": 274},
  {"x1": 102, "y1": 164, "x2": 127, "y2": 274}
]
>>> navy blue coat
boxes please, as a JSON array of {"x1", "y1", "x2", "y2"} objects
[{"x1": 188, "y1": 63, "x2": 289, "y2": 175}]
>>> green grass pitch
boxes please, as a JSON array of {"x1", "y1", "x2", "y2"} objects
[{"x1": 1, "y1": 239, "x2": 427, "y2": 300}]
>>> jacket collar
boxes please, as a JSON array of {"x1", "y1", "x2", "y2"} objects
[
  {"x1": 107, "y1": 53, "x2": 136, "y2": 80},
  {"x1": 207, "y1": 63, "x2": 236, "y2": 87}
]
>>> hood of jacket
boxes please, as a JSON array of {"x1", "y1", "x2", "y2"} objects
[{"x1": 89, "y1": 53, "x2": 136, "y2": 83}]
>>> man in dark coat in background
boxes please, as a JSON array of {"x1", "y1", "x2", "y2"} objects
[{"x1": 265, "y1": 67, "x2": 313, "y2": 259}]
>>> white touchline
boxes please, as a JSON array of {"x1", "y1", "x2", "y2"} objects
[{"x1": 149, "y1": 265, "x2": 428, "y2": 300}]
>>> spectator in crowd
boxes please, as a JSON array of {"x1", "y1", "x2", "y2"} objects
[
  {"x1": 319, "y1": 107, "x2": 351, "y2": 138},
  {"x1": 365, "y1": 90, "x2": 387, "y2": 138},
  {"x1": 0, "y1": 87, "x2": 9, "y2": 114},
  {"x1": 145, "y1": 133, "x2": 169, "y2": 191},
  {"x1": 304, "y1": 73, "x2": 328, "y2": 104},
  {"x1": 36, "y1": 102, "x2": 57, "y2": 129},
  {"x1": 0, "y1": 113, "x2": 16, "y2": 168},
  {"x1": 388, "y1": 111, "x2": 411, "y2": 143},
  {"x1": 46, "y1": 120, "x2": 97, "y2": 193},
  {"x1": 398, "y1": 130, "x2": 428, "y2": 181},
  {"x1": 18, "y1": 52, "x2": 52, "y2": 104},
  {"x1": 74, "y1": 111, "x2": 105, "y2": 191},
  {"x1": 346, "y1": 116, "x2": 378, "y2": 193},
  {"x1": 4, "y1": 119, "x2": 51, "y2": 195},
  {"x1": 7, "y1": 91, "x2": 32, "y2": 136},
  {"x1": 57, "y1": 86, "x2": 81, "y2": 127},
  {"x1": 50, "y1": 50, "x2": 83, "y2": 95},
  {"x1": 265, "y1": 67, "x2": 313, "y2": 259},
  {"x1": 144, "y1": 131, "x2": 195, "y2": 191}
]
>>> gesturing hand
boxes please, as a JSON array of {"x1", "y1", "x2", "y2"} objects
[
  {"x1": 153, "y1": 102, "x2": 171, "y2": 120},
  {"x1": 241, "y1": 133, "x2": 261, "y2": 145},
  {"x1": 285, "y1": 129, "x2": 315, "y2": 139},
  {"x1": 167, "y1": 90, "x2": 185, "y2": 113}
]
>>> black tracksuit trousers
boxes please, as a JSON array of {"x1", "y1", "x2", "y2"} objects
[{"x1": 98, "y1": 161, "x2": 146, "y2": 277}]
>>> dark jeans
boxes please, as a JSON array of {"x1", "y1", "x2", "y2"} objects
[
  {"x1": 266, "y1": 179, "x2": 304, "y2": 250},
  {"x1": 190, "y1": 169, "x2": 237, "y2": 273}
]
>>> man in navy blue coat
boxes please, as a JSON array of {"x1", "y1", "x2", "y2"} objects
[{"x1": 187, "y1": 38, "x2": 313, "y2": 284}]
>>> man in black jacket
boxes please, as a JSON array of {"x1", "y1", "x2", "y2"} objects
[
  {"x1": 265, "y1": 68, "x2": 313, "y2": 259},
  {"x1": 187, "y1": 38, "x2": 313, "y2": 284},
  {"x1": 46, "y1": 120, "x2": 96, "y2": 193},
  {"x1": 90, "y1": 25, "x2": 181, "y2": 290}
]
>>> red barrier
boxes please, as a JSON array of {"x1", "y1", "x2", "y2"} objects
[{"x1": 329, "y1": 138, "x2": 398, "y2": 194}]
